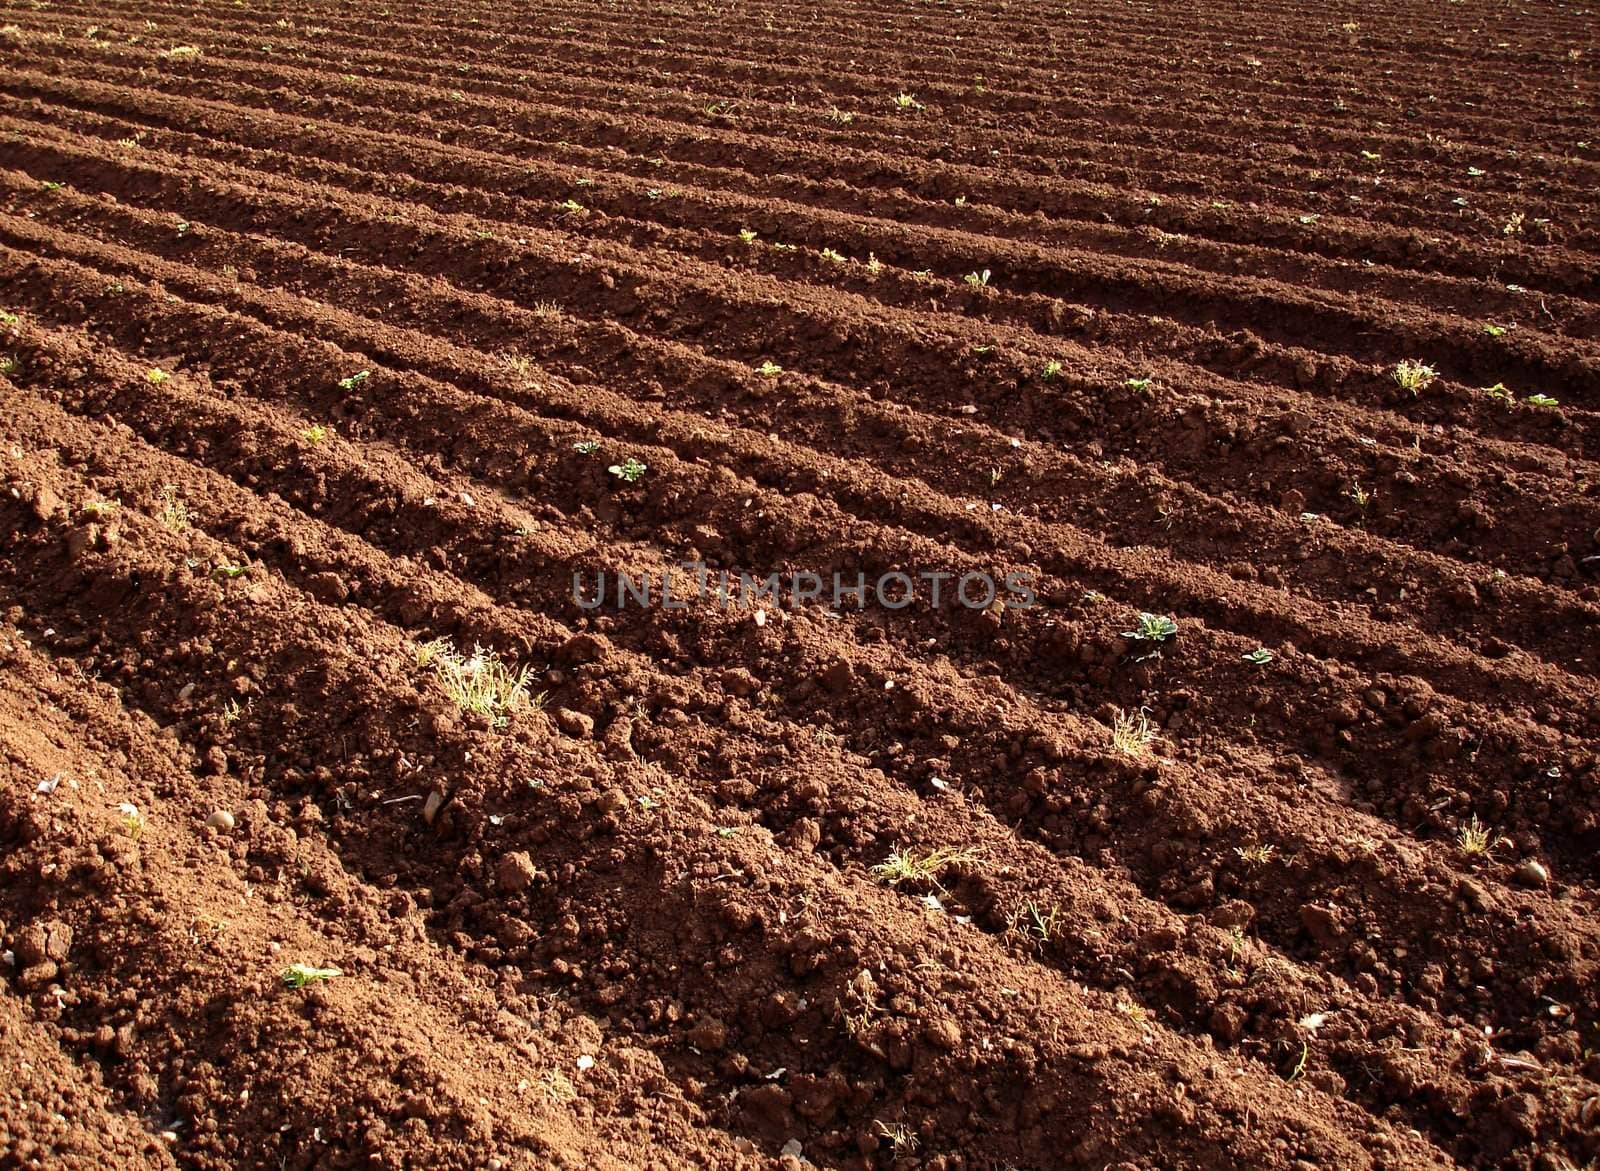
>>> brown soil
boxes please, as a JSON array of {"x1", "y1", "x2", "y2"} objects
[{"x1": 1, "y1": 0, "x2": 1597, "y2": 1168}]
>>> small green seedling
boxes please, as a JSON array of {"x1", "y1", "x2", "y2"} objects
[
  {"x1": 0, "y1": 310, "x2": 17, "y2": 325},
  {"x1": 1125, "y1": 377, "x2": 1152, "y2": 393},
  {"x1": 892, "y1": 92, "x2": 922, "y2": 110},
  {"x1": 1359, "y1": 149, "x2": 1381, "y2": 162},
  {"x1": 118, "y1": 802, "x2": 143, "y2": 840},
  {"x1": 1234, "y1": 843, "x2": 1277, "y2": 865},
  {"x1": 1467, "y1": 166, "x2": 1485, "y2": 177},
  {"x1": 1482, "y1": 323, "x2": 1508, "y2": 337},
  {"x1": 963, "y1": 269, "x2": 992, "y2": 287},
  {"x1": 300, "y1": 423, "x2": 329, "y2": 444},
  {"x1": 1347, "y1": 482, "x2": 1372, "y2": 510},
  {"x1": 1525, "y1": 393, "x2": 1559, "y2": 408},
  {"x1": 212, "y1": 562, "x2": 247, "y2": 580},
  {"x1": 573, "y1": 439, "x2": 600, "y2": 455},
  {"x1": 1391, "y1": 360, "x2": 1437, "y2": 394},
  {"x1": 608, "y1": 457, "x2": 647, "y2": 482},
  {"x1": 282, "y1": 963, "x2": 342, "y2": 989},
  {"x1": 0, "y1": 356, "x2": 17, "y2": 376},
  {"x1": 819, "y1": 247, "x2": 847, "y2": 265},
  {"x1": 1042, "y1": 359, "x2": 1063, "y2": 380},
  {"x1": 755, "y1": 360, "x2": 783, "y2": 377},
  {"x1": 738, "y1": 228, "x2": 757, "y2": 244},
  {"x1": 338, "y1": 369, "x2": 369, "y2": 391},
  {"x1": 1122, "y1": 612, "x2": 1178, "y2": 643},
  {"x1": 146, "y1": 368, "x2": 169, "y2": 384},
  {"x1": 559, "y1": 198, "x2": 587, "y2": 215},
  {"x1": 41, "y1": 180, "x2": 66, "y2": 191},
  {"x1": 1242, "y1": 647, "x2": 1274, "y2": 665},
  {"x1": 1482, "y1": 382, "x2": 1514, "y2": 403}
]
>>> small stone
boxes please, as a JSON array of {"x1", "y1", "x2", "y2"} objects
[
  {"x1": 923, "y1": 1017, "x2": 961, "y2": 1050},
  {"x1": 206, "y1": 809, "x2": 236, "y2": 832},
  {"x1": 559, "y1": 633, "x2": 607, "y2": 664},
  {"x1": 555, "y1": 708, "x2": 594, "y2": 739},
  {"x1": 1210, "y1": 1003, "x2": 1248, "y2": 1044},
  {"x1": 687, "y1": 1017, "x2": 728, "y2": 1052},
  {"x1": 1514, "y1": 859, "x2": 1549, "y2": 888},
  {"x1": 305, "y1": 572, "x2": 349, "y2": 604},
  {"x1": 496, "y1": 851, "x2": 536, "y2": 894}
]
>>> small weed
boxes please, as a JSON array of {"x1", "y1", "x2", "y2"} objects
[
  {"x1": 892, "y1": 92, "x2": 923, "y2": 110},
  {"x1": 1482, "y1": 381, "x2": 1514, "y2": 404},
  {"x1": 1346, "y1": 481, "x2": 1373, "y2": 510},
  {"x1": 874, "y1": 1121, "x2": 919, "y2": 1157},
  {"x1": 0, "y1": 309, "x2": 16, "y2": 325},
  {"x1": 1109, "y1": 706, "x2": 1157, "y2": 757},
  {"x1": 1285, "y1": 1040, "x2": 1309, "y2": 1082},
  {"x1": 1391, "y1": 359, "x2": 1438, "y2": 394},
  {"x1": 755, "y1": 359, "x2": 783, "y2": 377},
  {"x1": 608, "y1": 456, "x2": 647, "y2": 482},
  {"x1": 1008, "y1": 899, "x2": 1061, "y2": 948},
  {"x1": 157, "y1": 484, "x2": 190, "y2": 532},
  {"x1": 539, "y1": 1069, "x2": 578, "y2": 1103},
  {"x1": 212, "y1": 562, "x2": 247, "y2": 581},
  {"x1": 1115, "y1": 998, "x2": 1149, "y2": 1026},
  {"x1": 573, "y1": 439, "x2": 600, "y2": 455},
  {"x1": 825, "y1": 106, "x2": 854, "y2": 124},
  {"x1": 558, "y1": 198, "x2": 588, "y2": 216},
  {"x1": 81, "y1": 499, "x2": 119, "y2": 519},
  {"x1": 865, "y1": 253, "x2": 883, "y2": 275},
  {"x1": 41, "y1": 180, "x2": 66, "y2": 191},
  {"x1": 299, "y1": 423, "x2": 330, "y2": 444},
  {"x1": 338, "y1": 369, "x2": 370, "y2": 391},
  {"x1": 0, "y1": 356, "x2": 17, "y2": 377},
  {"x1": 1359, "y1": 149, "x2": 1381, "y2": 162},
  {"x1": 146, "y1": 367, "x2": 169, "y2": 384},
  {"x1": 282, "y1": 962, "x2": 342, "y2": 989},
  {"x1": 1242, "y1": 647, "x2": 1274, "y2": 666},
  {"x1": 1457, "y1": 815, "x2": 1497, "y2": 856},
  {"x1": 1234, "y1": 843, "x2": 1277, "y2": 866},
  {"x1": 530, "y1": 300, "x2": 562, "y2": 318},
  {"x1": 737, "y1": 228, "x2": 757, "y2": 244},
  {"x1": 963, "y1": 268, "x2": 992, "y2": 287},
  {"x1": 1042, "y1": 359, "x2": 1063, "y2": 380},
  {"x1": 116, "y1": 137, "x2": 140, "y2": 150},
  {"x1": 415, "y1": 637, "x2": 538, "y2": 728},
  {"x1": 1482, "y1": 322, "x2": 1508, "y2": 337},
  {"x1": 1502, "y1": 211, "x2": 1525, "y2": 237},
  {"x1": 1124, "y1": 376, "x2": 1152, "y2": 393},
  {"x1": 1525, "y1": 393, "x2": 1559, "y2": 408},
  {"x1": 161, "y1": 43, "x2": 201, "y2": 59},
  {"x1": 819, "y1": 246, "x2": 847, "y2": 265},
  {"x1": 871, "y1": 846, "x2": 979, "y2": 891}
]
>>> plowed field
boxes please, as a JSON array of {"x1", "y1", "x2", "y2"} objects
[{"x1": 1, "y1": 0, "x2": 1598, "y2": 1168}]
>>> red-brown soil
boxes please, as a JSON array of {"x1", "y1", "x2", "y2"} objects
[{"x1": 1, "y1": 0, "x2": 1597, "y2": 1167}]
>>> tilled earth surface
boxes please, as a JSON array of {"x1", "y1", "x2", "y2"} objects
[{"x1": 1, "y1": 0, "x2": 1598, "y2": 1168}]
